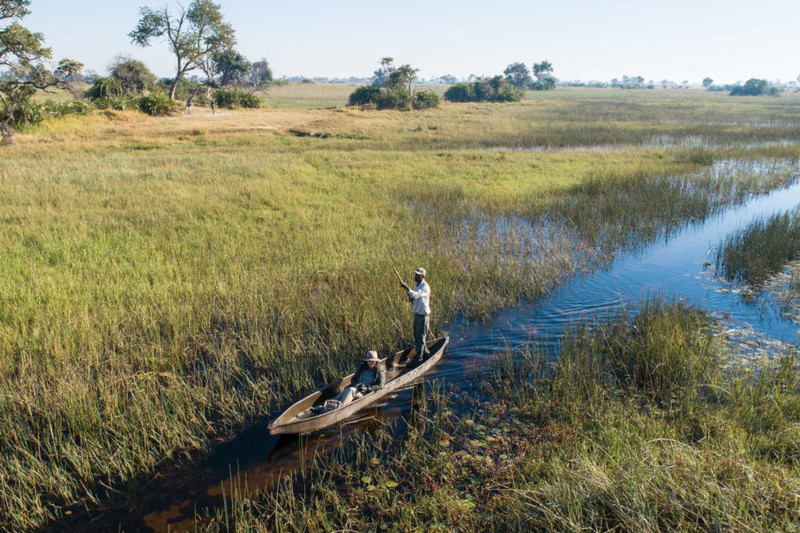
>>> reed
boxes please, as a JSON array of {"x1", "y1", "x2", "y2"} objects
[
  {"x1": 2, "y1": 87, "x2": 800, "y2": 530},
  {"x1": 214, "y1": 299, "x2": 800, "y2": 532},
  {"x1": 715, "y1": 210, "x2": 800, "y2": 285}
]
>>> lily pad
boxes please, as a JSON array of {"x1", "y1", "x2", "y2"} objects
[
  {"x1": 366, "y1": 484, "x2": 377, "y2": 492},
  {"x1": 362, "y1": 476, "x2": 372, "y2": 484},
  {"x1": 385, "y1": 481, "x2": 399, "y2": 488}
]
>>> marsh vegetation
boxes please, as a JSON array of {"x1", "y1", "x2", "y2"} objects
[
  {"x1": 199, "y1": 299, "x2": 800, "y2": 532},
  {"x1": 2, "y1": 87, "x2": 800, "y2": 530}
]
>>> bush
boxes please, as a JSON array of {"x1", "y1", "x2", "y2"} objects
[
  {"x1": 730, "y1": 78, "x2": 780, "y2": 96},
  {"x1": 136, "y1": 93, "x2": 180, "y2": 116},
  {"x1": 412, "y1": 90, "x2": 440, "y2": 110},
  {"x1": 85, "y1": 77, "x2": 123, "y2": 100},
  {"x1": 444, "y1": 76, "x2": 523, "y2": 103},
  {"x1": 444, "y1": 83, "x2": 476, "y2": 102},
  {"x1": 0, "y1": 99, "x2": 94, "y2": 128},
  {"x1": 214, "y1": 88, "x2": 261, "y2": 109},
  {"x1": 40, "y1": 100, "x2": 93, "y2": 118},
  {"x1": 0, "y1": 100, "x2": 45, "y2": 126},
  {"x1": 375, "y1": 88, "x2": 411, "y2": 110},
  {"x1": 348, "y1": 85, "x2": 382, "y2": 106}
]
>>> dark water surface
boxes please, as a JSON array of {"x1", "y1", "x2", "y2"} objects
[{"x1": 53, "y1": 179, "x2": 800, "y2": 532}]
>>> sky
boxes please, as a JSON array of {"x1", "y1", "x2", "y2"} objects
[{"x1": 21, "y1": 0, "x2": 800, "y2": 84}]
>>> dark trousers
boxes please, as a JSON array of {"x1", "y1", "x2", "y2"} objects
[{"x1": 413, "y1": 313, "x2": 430, "y2": 360}]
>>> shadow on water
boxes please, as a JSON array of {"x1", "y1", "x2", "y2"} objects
[{"x1": 50, "y1": 177, "x2": 800, "y2": 532}]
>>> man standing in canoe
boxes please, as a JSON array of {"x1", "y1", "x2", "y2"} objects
[{"x1": 399, "y1": 267, "x2": 431, "y2": 367}]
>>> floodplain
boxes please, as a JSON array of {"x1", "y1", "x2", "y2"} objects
[{"x1": 2, "y1": 86, "x2": 800, "y2": 531}]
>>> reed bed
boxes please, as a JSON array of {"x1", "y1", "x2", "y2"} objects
[
  {"x1": 211, "y1": 299, "x2": 800, "y2": 532},
  {"x1": 716, "y1": 210, "x2": 800, "y2": 285},
  {"x1": 2, "y1": 88, "x2": 800, "y2": 530}
]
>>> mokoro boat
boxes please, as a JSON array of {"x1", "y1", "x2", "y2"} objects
[{"x1": 268, "y1": 336, "x2": 449, "y2": 435}]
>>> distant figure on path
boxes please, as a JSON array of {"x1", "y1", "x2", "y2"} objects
[
  {"x1": 210, "y1": 100, "x2": 216, "y2": 115},
  {"x1": 185, "y1": 98, "x2": 193, "y2": 115},
  {"x1": 399, "y1": 267, "x2": 431, "y2": 366}
]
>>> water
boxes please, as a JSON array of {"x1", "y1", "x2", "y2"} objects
[{"x1": 54, "y1": 179, "x2": 800, "y2": 532}]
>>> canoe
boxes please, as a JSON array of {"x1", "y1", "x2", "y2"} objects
[{"x1": 268, "y1": 336, "x2": 449, "y2": 435}]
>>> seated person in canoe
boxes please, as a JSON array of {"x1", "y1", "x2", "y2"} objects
[{"x1": 312, "y1": 350, "x2": 385, "y2": 413}]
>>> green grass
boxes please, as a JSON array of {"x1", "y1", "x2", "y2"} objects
[
  {"x1": 211, "y1": 299, "x2": 800, "y2": 532},
  {"x1": 2, "y1": 87, "x2": 800, "y2": 530},
  {"x1": 716, "y1": 210, "x2": 800, "y2": 285}
]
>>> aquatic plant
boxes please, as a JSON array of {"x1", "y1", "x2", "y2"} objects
[
  {"x1": 200, "y1": 299, "x2": 800, "y2": 532},
  {"x1": 716, "y1": 210, "x2": 800, "y2": 285}
]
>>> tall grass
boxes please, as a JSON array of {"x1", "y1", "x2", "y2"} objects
[
  {"x1": 213, "y1": 299, "x2": 800, "y2": 532},
  {"x1": 715, "y1": 210, "x2": 800, "y2": 284},
  {"x1": 2, "y1": 89, "x2": 800, "y2": 530}
]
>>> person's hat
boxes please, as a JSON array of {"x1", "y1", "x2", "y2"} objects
[
  {"x1": 414, "y1": 267, "x2": 426, "y2": 277},
  {"x1": 363, "y1": 350, "x2": 380, "y2": 362}
]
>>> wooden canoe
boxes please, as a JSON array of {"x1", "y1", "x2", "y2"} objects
[{"x1": 268, "y1": 336, "x2": 449, "y2": 435}]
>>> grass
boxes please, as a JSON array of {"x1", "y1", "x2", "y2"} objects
[
  {"x1": 2, "y1": 87, "x2": 800, "y2": 530},
  {"x1": 715, "y1": 210, "x2": 800, "y2": 285},
  {"x1": 208, "y1": 299, "x2": 800, "y2": 532}
]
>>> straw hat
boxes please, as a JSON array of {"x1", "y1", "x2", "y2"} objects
[
  {"x1": 363, "y1": 350, "x2": 380, "y2": 362},
  {"x1": 414, "y1": 267, "x2": 426, "y2": 277}
]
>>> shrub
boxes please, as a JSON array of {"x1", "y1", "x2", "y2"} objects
[
  {"x1": 412, "y1": 90, "x2": 440, "y2": 109},
  {"x1": 348, "y1": 85, "x2": 382, "y2": 106},
  {"x1": 730, "y1": 78, "x2": 780, "y2": 97},
  {"x1": 375, "y1": 88, "x2": 411, "y2": 110},
  {"x1": 85, "y1": 77, "x2": 123, "y2": 100},
  {"x1": 40, "y1": 100, "x2": 93, "y2": 118},
  {"x1": 109, "y1": 58, "x2": 157, "y2": 96},
  {"x1": 136, "y1": 93, "x2": 180, "y2": 116},
  {"x1": 0, "y1": 100, "x2": 45, "y2": 126},
  {"x1": 444, "y1": 82, "x2": 476, "y2": 102},
  {"x1": 214, "y1": 88, "x2": 261, "y2": 109},
  {"x1": 444, "y1": 77, "x2": 523, "y2": 103}
]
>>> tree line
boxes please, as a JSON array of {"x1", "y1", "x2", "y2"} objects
[{"x1": 0, "y1": 0, "x2": 274, "y2": 140}]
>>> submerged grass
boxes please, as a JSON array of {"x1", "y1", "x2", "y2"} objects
[
  {"x1": 2, "y1": 88, "x2": 800, "y2": 530},
  {"x1": 716, "y1": 210, "x2": 800, "y2": 285},
  {"x1": 212, "y1": 299, "x2": 800, "y2": 532}
]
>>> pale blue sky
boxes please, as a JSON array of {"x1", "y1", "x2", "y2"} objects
[{"x1": 23, "y1": 0, "x2": 800, "y2": 84}]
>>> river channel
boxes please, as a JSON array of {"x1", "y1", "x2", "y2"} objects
[{"x1": 53, "y1": 170, "x2": 800, "y2": 532}]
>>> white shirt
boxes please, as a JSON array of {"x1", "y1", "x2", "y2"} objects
[{"x1": 407, "y1": 280, "x2": 431, "y2": 315}]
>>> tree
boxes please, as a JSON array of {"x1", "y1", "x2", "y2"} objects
[
  {"x1": 702, "y1": 77, "x2": 713, "y2": 88},
  {"x1": 351, "y1": 59, "x2": 429, "y2": 111},
  {"x1": 532, "y1": 60, "x2": 556, "y2": 90},
  {"x1": 0, "y1": 0, "x2": 81, "y2": 136},
  {"x1": 387, "y1": 64, "x2": 418, "y2": 94},
  {"x1": 248, "y1": 58, "x2": 272, "y2": 87},
  {"x1": 109, "y1": 56, "x2": 156, "y2": 95},
  {"x1": 54, "y1": 59, "x2": 83, "y2": 82},
  {"x1": 438, "y1": 74, "x2": 457, "y2": 84},
  {"x1": 212, "y1": 49, "x2": 250, "y2": 86},
  {"x1": 503, "y1": 62, "x2": 532, "y2": 88},
  {"x1": 372, "y1": 57, "x2": 394, "y2": 87},
  {"x1": 129, "y1": 0, "x2": 235, "y2": 100}
]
